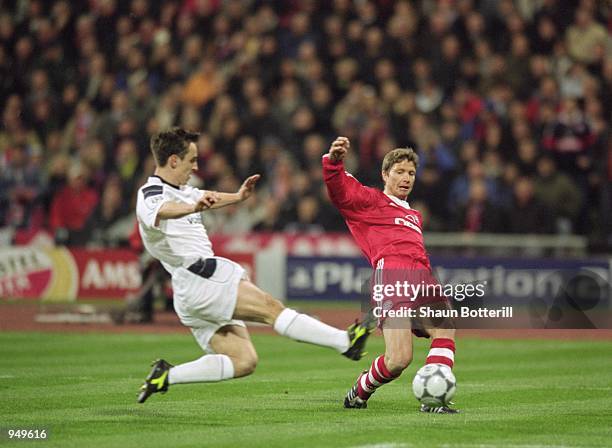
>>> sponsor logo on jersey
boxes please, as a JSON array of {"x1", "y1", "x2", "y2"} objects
[
  {"x1": 394, "y1": 217, "x2": 422, "y2": 234},
  {"x1": 186, "y1": 214, "x2": 203, "y2": 225},
  {"x1": 406, "y1": 214, "x2": 419, "y2": 225}
]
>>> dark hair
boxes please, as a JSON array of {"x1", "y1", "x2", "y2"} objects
[
  {"x1": 382, "y1": 147, "x2": 419, "y2": 173},
  {"x1": 150, "y1": 127, "x2": 200, "y2": 167}
]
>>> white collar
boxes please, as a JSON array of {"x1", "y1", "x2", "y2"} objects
[{"x1": 385, "y1": 193, "x2": 411, "y2": 210}]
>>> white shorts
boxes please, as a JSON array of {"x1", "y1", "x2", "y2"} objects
[{"x1": 172, "y1": 256, "x2": 247, "y2": 352}]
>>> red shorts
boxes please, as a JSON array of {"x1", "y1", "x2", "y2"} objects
[{"x1": 371, "y1": 256, "x2": 451, "y2": 335}]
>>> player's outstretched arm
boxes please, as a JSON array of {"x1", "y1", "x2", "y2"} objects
[
  {"x1": 155, "y1": 191, "x2": 220, "y2": 225},
  {"x1": 208, "y1": 174, "x2": 261, "y2": 209},
  {"x1": 328, "y1": 136, "x2": 349, "y2": 163},
  {"x1": 322, "y1": 137, "x2": 374, "y2": 209}
]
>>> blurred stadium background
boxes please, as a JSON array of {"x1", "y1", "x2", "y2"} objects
[{"x1": 0, "y1": 0, "x2": 611, "y2": 314}]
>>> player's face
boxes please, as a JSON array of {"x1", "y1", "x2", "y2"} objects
[
  {"x1": 382, "y1": 160, "x2": 416, "y2": 200},
  {"x1": 172, "y1": 142, "x2": 198, "y2": 185}
]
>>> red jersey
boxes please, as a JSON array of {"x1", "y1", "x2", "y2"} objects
[
  {"x1": 49, "y1": 185, "x2": 99, "y2": 231},
  {"x1": 322, "y1": 154, "x2": 430, "y2": 270}
]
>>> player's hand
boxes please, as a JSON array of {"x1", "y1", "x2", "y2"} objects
[
  {"x1": 194, "y1": 191, "x2": 220, "y2": 211},
  {"x1": 238, "y1": 174, "x2": 261, "y2": 201},
  {"x1": 328, "y1": 137, "x2": 349, "y2": 163}
]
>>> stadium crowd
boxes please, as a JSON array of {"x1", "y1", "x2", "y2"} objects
[{"x1": 0, "y1": 0, "x2": 611, "y2": 248}]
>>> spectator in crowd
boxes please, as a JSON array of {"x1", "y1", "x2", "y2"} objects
[
  {"x1": 454, "y1": 179, "x2": 503, "y2": 233},
  {"x1": 284, "y1": 195, "x2": 325, "y2": 234},
  {"x1": 448, "y1": 161, "x2": 499, "y2": 216},
  {"x1": 49, "y1": 162, "x2": 99, "y2": 245},
  {"x1": 86, "y1": 175, "x2": 131, "y2": 247},
  {"x1": 565, "y1": 7, "x2": 608, "y2": 66},
  {"x1": 0, "y1": 144, "x2": 43, "y2": 228},
  {"x1": 534, "y1": 155, "x2": 582, "y2": 233},
  {"x1": 506, "y1": 176, "x2": 554, "y2": 234}
]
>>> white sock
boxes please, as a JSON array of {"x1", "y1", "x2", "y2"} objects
[
  {"x1": 168, "y1": 354, "x2": 234, "y2": 384},
  {"x1": 273, "y1": 308, "x2": 350, "y2": 353}
]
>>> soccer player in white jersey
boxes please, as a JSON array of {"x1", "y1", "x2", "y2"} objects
[{"x1": 135, "y1": 128, "x2": 374, "y2": 403}]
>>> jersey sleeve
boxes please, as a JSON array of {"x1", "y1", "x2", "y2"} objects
[
  {"x1": 136, "y1": 184, "x2": 166, "y2": 229},
  {"x1": 187, "y1": 186, "x2": 204, "y2": 203},
  {"x1": 322, "y1": 154, "x2": 376, "y2": 211}
]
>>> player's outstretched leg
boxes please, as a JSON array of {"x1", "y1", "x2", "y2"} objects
[
  {"x1": 137, "y1": 354, "x2": 236, "y2": 403},
  {"x1": 138, "y1": 326, "x2": 255, "y2": 403},
  {"x1": 419, "y1": 328, "x2": 458, "y2": 414},
  {"x1": 344, "y1": 320, "x2": 411, "y2": 408},
  {"x1": 344, "y1": 370, "x2": 369, "y2": 408},
  {"x1": 343, "y1": 355, "x2": 401, "y2": 408},
  {"x1": 138, "y1": 359, "x2": 173, "y2": 403},
  {"x1": 234, "y1": 280, "x2": 375, "y2": 360},
  {"x1": 343, "y1": 313, "x2": 377, "y2": 360}
]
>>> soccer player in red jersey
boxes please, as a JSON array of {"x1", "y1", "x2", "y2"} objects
[{"x1": 323, "y1": 136, "x2": 458, "y2": 413}]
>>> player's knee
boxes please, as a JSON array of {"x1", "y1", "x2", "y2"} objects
[
  {"x1": 241, "y1": 354, "x2": 258, "y2": 376},
  {"x1": 385, "y1": 352, "x2": 412, "y2": 375},
  {"x1": 232, "y1": 352, "x2": 258, "y2": 377},
  {"x1": 261, "y1": 293, "x2": 284, "y2": 324}
]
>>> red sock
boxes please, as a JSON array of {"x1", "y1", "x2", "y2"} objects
[
  {"x1": 356, "y1": 355, "x2": 399, "y2": 400},
  {"x1": 425, "y1": 338, "x2": 455, "y2": 368}
]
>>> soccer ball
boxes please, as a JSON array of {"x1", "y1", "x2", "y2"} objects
[{"x1": 412, "y1": 364, "x2": 456, "y2": 406}]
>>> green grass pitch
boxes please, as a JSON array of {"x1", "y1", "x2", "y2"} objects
[{"x1": 1, "y1": 332, "x2": 611, "y2": 448}]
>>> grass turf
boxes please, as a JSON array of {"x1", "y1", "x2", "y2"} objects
[{"x1": 1, "y1": 332, "x2": 611, "y2": 448}]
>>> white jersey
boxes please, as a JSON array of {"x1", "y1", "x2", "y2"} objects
[{"x1": 136, "y1": 176, "x2": 214, "y2": 275}]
